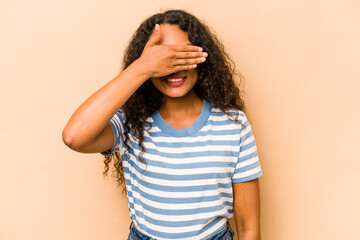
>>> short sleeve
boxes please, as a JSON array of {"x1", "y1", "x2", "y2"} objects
[
  {"x1": 232, "y1": 114, "x2": 263, "y2": 183},
  {"x1": 100, "y1": 109, "x2": 126, "y2": 156}
]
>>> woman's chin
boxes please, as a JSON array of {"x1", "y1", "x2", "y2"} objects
[{"x1": 160, "y1": 87, "x2": 197, "y2": 100}]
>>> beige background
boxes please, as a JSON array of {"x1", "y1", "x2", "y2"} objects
[{"x1": 1, "y1": 0, "x2": 359, "y2": 239}]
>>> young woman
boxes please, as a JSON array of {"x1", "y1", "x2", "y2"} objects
[{"x1": 63, "y1": 9, "x2": 263, "y2": 240}]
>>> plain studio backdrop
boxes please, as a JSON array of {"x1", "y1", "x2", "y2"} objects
[{"x1": 0, "y1": 0, "x2": 359, "y2": 239}]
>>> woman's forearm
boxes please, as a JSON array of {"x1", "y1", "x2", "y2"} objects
[{"x1": 237, "y1": 229, "x2": 260, "y2": 240}]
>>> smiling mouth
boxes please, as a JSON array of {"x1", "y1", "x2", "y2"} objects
[
  {"x1": 165, "y1": 77, "x2": 186, "y2": 82},
  {"x1": 162, "y1": 74, "x2": 187, "y2": 82},
  {"x1": 162, "y1": 75, "x2": 186, "y2": 87}
]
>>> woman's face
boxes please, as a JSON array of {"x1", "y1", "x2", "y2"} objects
[{"x1": 150, "y1": 24, "x2": 198, "y2": 99}]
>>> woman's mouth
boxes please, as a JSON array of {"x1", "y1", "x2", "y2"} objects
[{"x1": 163, "y1": 75, "x2": 186, "y2": 87}]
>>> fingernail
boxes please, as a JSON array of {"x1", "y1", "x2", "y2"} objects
[
  {"x1": 201, "y1": 57, "x2": 206, "y2": 61},
  {"x1": 198, "y1": 47, "x2": 203, "y2": 52},
  {"x1": 155, "y1": 24, "x2": 159, "y2": 31},
  {"x1": 203, "y1": 52, "x2": 208, "y2": 57}
]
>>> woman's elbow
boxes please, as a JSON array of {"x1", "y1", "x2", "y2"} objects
[{"x1": 62, "y1": 129, "x2": 82, "y2": 150}]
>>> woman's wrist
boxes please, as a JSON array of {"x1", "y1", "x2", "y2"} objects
[{"x1": 131, "y1": 58, "x2": 153, "y2": 80}]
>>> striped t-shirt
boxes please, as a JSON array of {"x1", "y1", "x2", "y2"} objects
[{"x1": 101, "y1": 99, "x2": 263, "y2": 240}]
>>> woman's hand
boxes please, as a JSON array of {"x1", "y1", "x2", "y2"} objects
[{"x1": 138, "y1": 24, "x2": 207, "y2": 78}]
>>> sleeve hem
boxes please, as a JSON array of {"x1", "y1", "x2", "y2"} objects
[
  {"x1": 100, "y1": 119, "x2": 118, "y2": 156},
  {"x1": 232, "y1": 171, "x2": 263, "y2": 183}
]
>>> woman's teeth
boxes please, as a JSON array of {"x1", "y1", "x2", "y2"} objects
[{"x1": 165, "y1": 77, "x2": 185, "y2": 82}]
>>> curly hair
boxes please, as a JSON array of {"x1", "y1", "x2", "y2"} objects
[{"x1": 102, "y1": 9, "x2": 245, "y2": 192}]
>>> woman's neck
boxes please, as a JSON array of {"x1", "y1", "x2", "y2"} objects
[{"x1": 158, "y1": 90, "x2": 203, "y2": 119}]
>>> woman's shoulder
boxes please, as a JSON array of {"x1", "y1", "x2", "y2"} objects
[{"x1": 210, "y1": 104, "x2": 247, "y2": 124}]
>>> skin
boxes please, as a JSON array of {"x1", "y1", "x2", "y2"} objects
[{"x1": 62, "y1": 23, "x2": 260, "y2": 240}]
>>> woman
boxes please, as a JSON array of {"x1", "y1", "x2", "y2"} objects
[{"x1": 62, "y1": 9, "x2": 262, "y2": 240}]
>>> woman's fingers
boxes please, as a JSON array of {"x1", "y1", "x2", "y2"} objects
[
  {"x1": 173, "y1": 64, "x2": 198, "y2": 72},
  {"x1": 171, "y1": 45, "x2": 203, "y2": 52},
  {"x1": 169, "y1": 48, "x2": 207, "y2": 66},
  {"x1": 146, "y1": 24, "x2": 161, "y2": 47},
  {"x1": 174, "y1": 57, "x2": 206, "y2": 66},
  {"x1": 174, "y1": 51, "x2": 208, "y2": 59}
]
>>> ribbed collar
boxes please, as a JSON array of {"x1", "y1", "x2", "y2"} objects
[{"x1": 151, "y1": 99, "x2": 211, "y2": 137}]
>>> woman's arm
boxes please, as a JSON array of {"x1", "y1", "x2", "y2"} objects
[
  {"x1": 62, "y1": 24, "x2": 206, "y2": 153},
  {"x1": 232, "y1": 178, "x2": 261, "y2": 240},
  {"x1": 62, "y1": 59, "x2": 151, "y2": 153}
]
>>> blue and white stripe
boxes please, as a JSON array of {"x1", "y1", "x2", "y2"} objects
[{"x1": 101, "y1": 99, "x2": 262, "y2": 240}]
